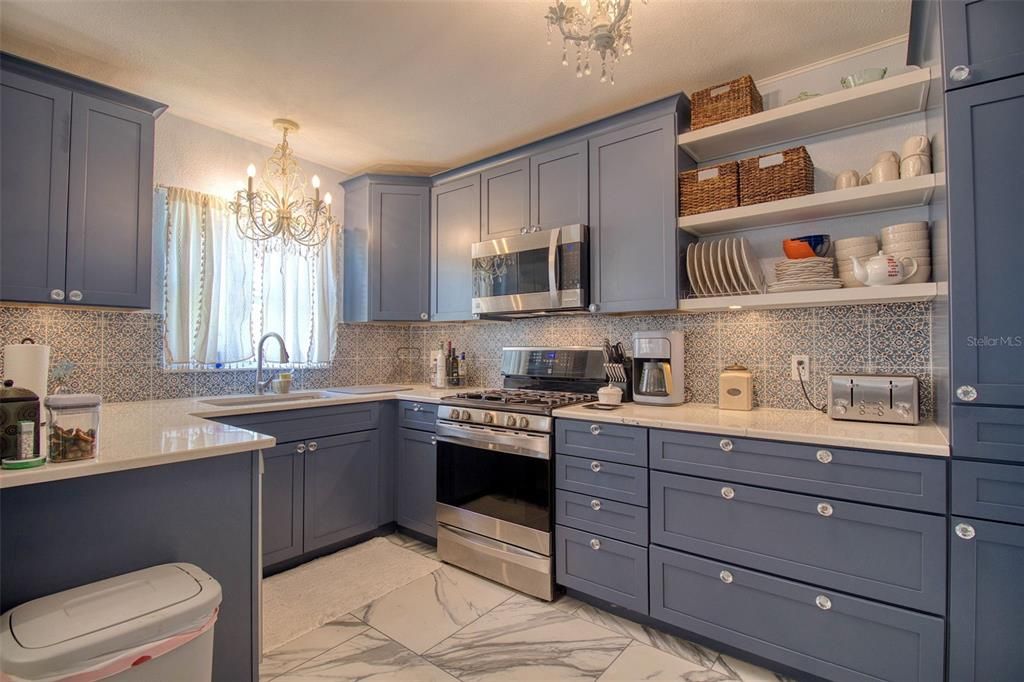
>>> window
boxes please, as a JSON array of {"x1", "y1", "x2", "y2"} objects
[{"x1": 159, "y1": 187, "x2": 339, "y2": 368}]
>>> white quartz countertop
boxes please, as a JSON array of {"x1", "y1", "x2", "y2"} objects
[
  {"x1": 0, "y1": 385, "x2": 473, "y2": 489},
  {"x1": 552, "y1": 402, "x2": 949, "y2": 457}
]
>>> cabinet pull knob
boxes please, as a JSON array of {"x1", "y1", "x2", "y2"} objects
[
  {"x1": 590, "y1": 424, "x2": 602, "y2": 435},
  {"x1": 589, "y1": 538, "x2": 601, "y2": 550},
  {"x1": 296, "y1": 443, "x2": 306, "y2": 454},
  {"x1": 420, "y1": 313, "x2": 428, "y2": 320},
  {"x1": 430, "y1": 436, "x2": 437, "y2": 445},
  {"x1": 815, "y1": 595, "x2": 832, "y2": 610},
  {"x1": 307, "y1": 441, "x2": 318, "y2": 452},
  {"x1": 719, "y1": 439, "x2": 733, "y2": 452},
  {"x1": 590, "y1": 499, "x2": 602, "y2": 511},
  {"x1": 949, "y1": 64, "x2": 972, "y2": 82},
  {"x1": 719, "y1": 570, "x2": 733, "y2": 584},
  {"x1": 50, "y1": 289, "x2": 65, "y2": 301},
  {"x1": 588, "y1": 303, "x2": 600, "y2": 313},
  {"x1": 721, "y1": 486, "x2": 735, "y2": 500},
  {"x1": 816, "y1": 450, "x2": 832, "y2": 464},
  {"x1": 956, "y1": 385, "x2": 978, "y2": 402},
  {"x1": 412, "y1": 404, "x2": 421, "y2": 412},
  {"x1": 817, "y1": 502, "x2": 833, "y2": 517},
  {"x1": 68, "y1": 290, "x2": 83, "y2": 302},
  {"x1": 955, "y1": 523, "x2": 976, "y2": 540},
  {"x1": 590, "y1": 461, "x2": 602, "y2": 472}
]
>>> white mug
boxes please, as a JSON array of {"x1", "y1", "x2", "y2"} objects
[
  {"x1": 875, "y1": 150, "x2": 900, "y2": 165},
  {"x1": 864, "y1": 157, "x2": 900, "y2": 184},
  {"x1": 901, "y1": 135, "x2": 931, "y2": 158},
  {"x1": 900, "y1": 153, "x2": 932, "y2": 178},
  {"x1": 835, "y1": 169, "x2": 860, "y2": 190}
]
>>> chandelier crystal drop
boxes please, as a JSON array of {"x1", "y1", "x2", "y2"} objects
[
  {"x1": 545, "y1": 0, "x2": 642, "y2": 84},
  {"x1": 229, "y1": 119, "x2": 337, "y2": 251}
]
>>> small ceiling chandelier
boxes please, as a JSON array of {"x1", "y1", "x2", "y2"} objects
[
  {"x1": 230, "y1": 119, "x2": 337, "y2": 250},
  {"x1": 545, "y1": 0, "x2": 642, "y2": 84}
]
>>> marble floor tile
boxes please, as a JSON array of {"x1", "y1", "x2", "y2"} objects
[
  {"x1": 424, "y1": 594, "x2": 632, "y2": 680},
  {"x1": 598, "y1": 641, "x2": 726, "y2": 681},
  {"x1": 276, "y1": 628, "x2": 457, "y2": 682},
  {"x1": 352, "y1": 564, "x2": 513, "y2": 654},
  {"x1": 574, "y1": 603, "x2": 720, "y2": 668},
  {"x1": 550, "y1": 593, "x2": 585, "y2": 614},
  {"x1": 714, "y1": 654, "x2": 794, "y2": 682},
  {"x1": 260, "y1": 615, "x2": 369, "y2": 681},
  {"x1": 385, "y1": 532, "x2": 437, "y2": 557}
]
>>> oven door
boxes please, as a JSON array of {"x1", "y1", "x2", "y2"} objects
[{"x1": 435, "y1": 421, "x2": 552, "y2": 555}]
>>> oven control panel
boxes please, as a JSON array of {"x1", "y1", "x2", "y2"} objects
[{"x1": 439, "y1": 406, "x2": 551, "y2": 434}]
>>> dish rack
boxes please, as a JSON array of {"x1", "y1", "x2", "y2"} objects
[{"x1": 602, "y1": 362, "x2": 634, "y2": 403}]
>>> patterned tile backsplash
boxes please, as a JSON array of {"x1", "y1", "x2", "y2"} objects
[{"x1": 0, "y1": 301, "x2": 934, "y2": 417}]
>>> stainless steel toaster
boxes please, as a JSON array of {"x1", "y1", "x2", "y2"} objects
[{"x1": 828, "y1": 375, "x2": 920, "y2": 425}]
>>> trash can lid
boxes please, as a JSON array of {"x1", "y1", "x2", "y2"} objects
[{"x1": 0, "y1": 563, "x2": 222, "y2": 679}]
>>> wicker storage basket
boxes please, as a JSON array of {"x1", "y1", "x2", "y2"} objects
[
  {"x1": 739, "y1": 146, "x2": 814, "y2": 206},
  {"x1": 690, "y1": 75, "x2": 764, "y2": 130},
  {"x1": 680, "y1": 161, "x2": 739, "y2": 216}
]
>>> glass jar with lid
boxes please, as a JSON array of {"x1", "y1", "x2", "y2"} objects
[{"x1": 44, "y1": 394, "x2": 101, "y2": 463}]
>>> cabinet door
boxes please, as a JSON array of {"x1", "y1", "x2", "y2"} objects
[
  {"x1": 302, "y1": 430, "x2": 380, "y2": 552},
  {"x1": 948, "y1": 75, "x2": 1024, "y2": 407},
  {"x1": 371, "y1": 183, "x2": 430, "y2": 321},
  {"x1": 66, "y1": 93, "x2": 154, "y2": 308},
  {"x1": 940, "y1": 0, "x2": 1024, "y2": 90},
  {"x1": 262, "y1": 442, "x2": 305, "y2": 568},
  {"x1": 431, "y1": 175, "x2": 480, "y2": 320},
  {"x1": 949, "y1": 517, "x2": 1024, "y2": 681},
  {"x1": 480, "y1": 158, "x2": 529, "y2": 239},
  {"x1": 531, "y1": 141, "x2": 588, "y2": 228},
  {"x1": 395, "y1": 427, "x2": 437, "y2": 539},
  {"x1": 0, "y1": 70, "x2": 71, "y2": 304},
  {"x1": 588, "y1": 114, "x2": 678, "y2": 313}
]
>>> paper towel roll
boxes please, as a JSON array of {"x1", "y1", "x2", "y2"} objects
[{"x1": 4, "y1": 342, "x2": 51, "y2": 403}]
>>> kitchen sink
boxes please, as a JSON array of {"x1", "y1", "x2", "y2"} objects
[{"x1": 199, "y1": 391, "x2": 334, "y2": 407}]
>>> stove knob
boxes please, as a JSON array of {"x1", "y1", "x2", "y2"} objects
[
  {"x1": 483, "y1": 413, "x2": 494, "y2": 424},
  {"x1": 518, "y1": 416, "x2": 529, "y2": 428},
  {"x1": 448, "y1": 408, "x2": 461, "y2": 420},
  {"x1": 461, "y1": 410, "x2": 472, "y2": 421},
  {"x1": 506, "y1": 415, "x2": 517, "y2": 427}
]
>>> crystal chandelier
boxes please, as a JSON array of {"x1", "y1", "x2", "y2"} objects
[
  {"x1": 545, "y1": 0, "x2": 642, "y2": 84},
  {"x1": 230, "y1": 119, "x2": 337, "y2": 250}
]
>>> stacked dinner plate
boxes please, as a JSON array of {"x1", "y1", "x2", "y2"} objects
[
  {"x1": 685, "y1": 237, "x2": 766, "y2": 297},
  {"x1": 880, "y1": 222, "x2": 930, "y2": 284},
  {"x1": 768, "y1": 257, "x2": 842, "y2": 293}
]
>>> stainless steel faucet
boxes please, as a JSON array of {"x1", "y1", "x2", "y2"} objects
[{"x1": 256, "y1": 332, "x2": 290, "y2": 394}]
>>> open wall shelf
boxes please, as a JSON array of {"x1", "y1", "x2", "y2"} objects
[{"x1": 678, "y1": 282, "x2": 939, "y2": 313}]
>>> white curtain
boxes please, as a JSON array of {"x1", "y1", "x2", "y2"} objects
[{"x1": 162, "y1": 186, "x2": 338, "y2": 368}]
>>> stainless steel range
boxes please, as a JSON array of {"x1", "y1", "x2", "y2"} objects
[{"x1": 435, "y1": 347, "x2": 605, "y2": 600}]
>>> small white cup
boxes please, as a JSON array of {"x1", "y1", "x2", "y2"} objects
[
  {"x1": 901, "y1": 135, "x2": 931, "y2": 157},
  {"x1": 597, "y1": 385, "x2": 623, "y2": 405},
  {"x1": 864, "y1": 158, "x2": 900, "y2": 184},
  {"x1": 875, "y1": 150, "x2": 900, "y2": 165},
  {"x1": 834, "y1": 169, "x2": 860, "y2": 190},
  {"x1": 900, "y1": 153, "x2": 932, "y2": 178}
]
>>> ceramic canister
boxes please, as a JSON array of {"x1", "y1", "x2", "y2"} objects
[{"x1": 719, "y1": 364, "x2": 753, "y2": 411}]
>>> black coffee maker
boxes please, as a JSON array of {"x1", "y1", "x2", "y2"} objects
[{"x1": 1, "y1": 379, "x2": 41, "y2": 459}]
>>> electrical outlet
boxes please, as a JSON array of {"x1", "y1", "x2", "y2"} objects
[{"x1": 791, "y1": 355, "x2": 810, "y2": 381}]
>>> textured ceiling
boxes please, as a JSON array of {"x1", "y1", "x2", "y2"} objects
[{"x1": 0, "y1": 0, "x2": 910, "y2": 177}]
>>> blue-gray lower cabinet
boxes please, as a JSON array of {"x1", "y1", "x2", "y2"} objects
[
  {"x1": 395, "y1": 427, "x2": 437, "y2": 539},
  {"x1": 262, "y1": 441, "x2": 305, "y2": 566},
  {"x1": 556, "y1": 420, "x2": 647, "y2": 466},
  {"x1": 397, "y1": 400, "x2": 438, "y2": 432},
  {"x1": 556, "y1": 525, "x2": 648, "y2": 614},
  {"x1": 949, "y1": 517, "x2": 1024, "y2": 681},
  {"x1": 215, "y1": 402, "x2": 381, "y2": 444},
  {"x1": 952, "y1": 405, "x2": 1024, "y2": 464},
  {"x1": 952, "y1": 460, "x2": 1024, "y2": 525},
  {"x1": 555, "y1": 454, "x2": 648, "y2": 506},
  {"x1": 303, "y1": 430, "x2": 380, "y2": 552},
  {"x1": 555, "y1": 489, "x2": 648, "y2": 546},
  {"x1": 650, "y1": 546, "x2": 945, "y2": 682},
  {"x1": 650, "y1": 472, "x2": 947, "y2": 614}
]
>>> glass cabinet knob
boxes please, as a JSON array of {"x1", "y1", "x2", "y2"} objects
[
  {"x1": 816, "y1": 450, "x2": 833, "y2": 464},
  {"x1": 296, "y1": 443, "x2": 306, "y2": 454},
  {"x1": 816, "y1": 595, "x2": 832, "y2": 610},
  {"x1": 590, "y1": 499, "x2": 602, "y2": 511},
  {"x1": 817, "y1": 502, "x2": 833, "y2": 517},
  {"x1": 420, "y1": 313, "x2": 428, "y2": 320},
  {"x1": 955, "y1": 523, "x2": 976, "y2": 540},
  {"x1": 50, "y1": 289, "x2": 65, "y2": 301},
  {"x1": 590, "y1": 461, "x2": 602, "y2": 472},
  {"x1": 719, "y1": 439, "x2": 733, "y2": 452},
  {"x1": 307, "y1": 441, "x2": 318, "y2": 452},
  {"x1": 721, "y1": 486, "x2": 735, "y2": 500},
  {"x1": 68, "y1": 290, "x2": 83, "y2": 302},
  {"x1": 588, "y1": 303, "x2": 600, "y2": 313},
  {"x1": 590, "y1": 424, "x2": 602, "y2": 435},
  {"x1": 720, "y1": 570, "x2": 733, "y2": 584},
  {"x1": 589, "y1": 538, "x2": 601, "y2": 550},
  {"x1": 950, "y1": 64, "x2": 971, "y2": 82},
  {"x1": 956, "y1": 385, "x2": 978, "y2": 402}
]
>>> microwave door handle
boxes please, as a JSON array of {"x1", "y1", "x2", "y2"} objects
[{"x1": 548, "y1": 226, "x2": 561, "y2": 308}]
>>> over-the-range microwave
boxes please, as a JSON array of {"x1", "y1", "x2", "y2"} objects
[{"x1": 471, "y1": 224, "x2": 589, "y2": 317}]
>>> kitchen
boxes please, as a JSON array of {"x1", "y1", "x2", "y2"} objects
[{"x1": 0, "y1": 1, "x2": 1021, "y2": 681}]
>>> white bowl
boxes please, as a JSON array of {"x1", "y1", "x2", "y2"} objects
[
  {"x1": 880, "y1": 221, "x2": 929, "y2": 236},
  {"x1": 839, "y1": 275, "x2": 866, "y2": 288},
  {"x1": 903, "y1": 266, "x2": 931, "y2": 284},
  {"x1": 836, "y1": 236, "x2": 879, "y2": 248},
  {"x1": 836, "y1": 244, "x2": 882, "y2": 258},
  {"x1": 885, "y1": 248, "x2": 931, "y2": 259},
  {"x1": 881, "y1": 234, "x2": 930, "y2": 248}
]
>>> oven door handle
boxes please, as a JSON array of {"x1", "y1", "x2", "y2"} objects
[
  {"x1": 440, "y1": 524, "x2": 550, "y2": 564},
  {"x1": 548, "y1": 226, "x2": 561, "y2": 309},
  {"x1": 435, "y1": 422, "x2": 550, "y2": 460}
]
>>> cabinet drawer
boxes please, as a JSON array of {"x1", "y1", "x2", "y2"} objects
[
  {"x1": 650, "y1": 472, "x2": 946, "y2": 614},
  {"x1": 556, "y1": 525, "x2": 647, "y2": 614},
  {"x1": 397, "y1": 400, "x2": 437, "y2": 432},
  {"x1": 650, "y1": 547, "x2": 944, "y2": 682},
  {"x1": 650, "y1": 429, "x2": 946, "y2": 513},
  {"x1": 953, "y1": 460, "x2": 1024, "y2": 525},
  {"x1": 555, "y1": 490, "x2": 648, "y2": 546},
  {"x1": 556, "y1": 420, "x2": 647, "y2": 466},
  {"x1": 214, "y1": 402, "x2": 380, "y2": 442},
  {"x1": 953, "y1": 405, "x2": 1024, "y2": 463},
  {"x1": 555, "y1": 455, "x2": 647, "y2": 506}
]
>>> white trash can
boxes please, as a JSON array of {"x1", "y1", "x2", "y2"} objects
[{"x1": 0, "y1": 563, "x2": 222, "y2": 682}]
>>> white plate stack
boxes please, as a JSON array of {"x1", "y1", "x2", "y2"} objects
[
  {"x1": 768, "y1": 257, "x2": 842, "y2": 293},
  {"x1": 880, "y1": 222, "x2": 931, "y2": 284},
  {"x1": 835, "y1": 235, "x2": 880, "y2": 288}
]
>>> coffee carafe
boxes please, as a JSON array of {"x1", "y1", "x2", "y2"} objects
[{"x1": 632, "y1": 331, "x2": 685, "y2": 406}]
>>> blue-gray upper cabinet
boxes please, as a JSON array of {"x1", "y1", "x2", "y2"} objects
[
  {"x1": 588, "y1": 114, "x2": 679, "y2": 313},
  {"x1": 262, "y1": 442, "x2": 305, "y2": 568},
  {"x1": 481, "y1": 158, "x2": 529, "y2": 239},
  {"x1": 530, "y1": 140, "x2": 588, "y2": 228},
  {"x1": 395, "y1": 427, "x2": 437, "y2": 539},
  {"x1": 939, "y1": 0, "x2": 1024, "y2": 90},
  {"x1": 302, "y1": 430, "x2": 380, "y2": 552},
  {"x1": 949, "y1": 517, "x2": 1024, "y2": 681},
  {"x1": 948, "y1": 75, "x2": 1024, "y2": 408},
  {"x1": 431, "y1": 174, "x2": 480, "y2": 321},
  {"x1": 0, "y1": 70, "x2": 70, "y2": 304}
]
